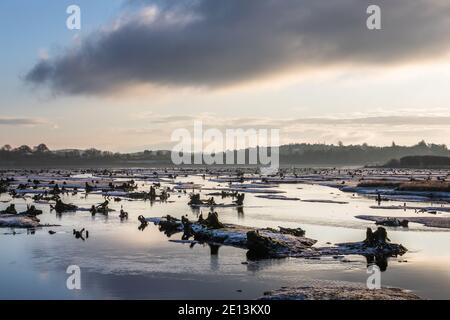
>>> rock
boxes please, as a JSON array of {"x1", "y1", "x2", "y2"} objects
[
  {"x1": 245, "y1": 230, "x2": 317, "y2": 259},
  {"x1": 246, "y1": 230, "x2": 278, "y2": 259},
  {"x1": 326, "y1": 229, "x2": 408, "y2": 257},
  {"x1": 188, "y1": 194, "x2": 203, "y2": 206},
  {"x1": 51, "y1": 200, "x2": 77, "y2": 214},
  {"x1": 233, "y1": 193, "x2": 245, "y2": 206},
  {"x1": 357, "y1": 215, "x2": 450, "y2": 229},
  {"x1": 259, "y1": 285, "x2": 421, "y2": 300},
  {"x1": 202, "y1": 211, "x2": 224, "y2": 229},
  {"x1": 119, "y1": 207, "x2": 129, "y2": 220},
  {"x1": 73, "y1": 228, "x2": 88, "y2": 240},
  {"x1": 0, "y1": 204, "x2": 17, "y2": 215},
  {"x1": 20, "y1": 205, "x2": 43, "y2": 216},
  {"x1": 365, "y1": 227, "x2": 390, "y2": 245},
  {"x1": 278, "y1": 226, "x2": 306, "y2": 237},
  {"x1": 0, "y1": 214, "x2": 40, "y2": 228},
  {"x1": 375, "y1": 218, "x2": 409, "y2": 228},
  {"x1": 138, "y1": 215, "x2": 150, "y2": 231}
]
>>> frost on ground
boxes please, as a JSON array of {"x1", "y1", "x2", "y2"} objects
[{"x1": 301, "y1": 199, "x2": 348, "y2": 204}]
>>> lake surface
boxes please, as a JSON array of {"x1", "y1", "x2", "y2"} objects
[{"x1": 1, "y1": 173, "x2": 450, "y2": 300}]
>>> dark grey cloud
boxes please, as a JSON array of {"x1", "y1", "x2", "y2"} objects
[{"x1": 25, "y1": 0, "x2": 450, "y2": 95}]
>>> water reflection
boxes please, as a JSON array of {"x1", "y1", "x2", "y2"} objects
[
  {"x1": 205, "y1": 244, "x2": 221, "y2": 273},
  {"x1": 236, "y1": 206, "x2": 244, "y2": 218},
  {"x1": 366, "y1": 254, "x2": 389, "y2": 272},
  {"x1": 2, "y1": 174, "x2": 450, "y2": 299},
  {"x1": 209, "y1": 244, "x2": 220, "y2": 256},
  {"x1": 150, "y1": 208, "x2": 404, "y2": 272}
]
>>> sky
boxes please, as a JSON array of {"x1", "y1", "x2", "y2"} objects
[{"x1": 0, "y1": 0, "x2": 449, "y2": 152}]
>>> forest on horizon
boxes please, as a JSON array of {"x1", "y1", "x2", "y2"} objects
[{"x1": 1, "y1": 140, "x2": 449, "y2": 167}]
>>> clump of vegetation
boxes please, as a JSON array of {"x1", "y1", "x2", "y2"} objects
[
  {"x1": 397, "y1": 181, "x2": 450, "y2": 192},
  {"x1": 357, "y1": 180, "x2": 450, "y2": 192}
]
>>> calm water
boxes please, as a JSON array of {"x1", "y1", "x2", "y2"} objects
[{"x1": 1, "y1": 175, "x2": 450, "y2": 300}]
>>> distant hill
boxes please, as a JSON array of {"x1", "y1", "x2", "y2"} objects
[
  {"x1": 278, "y1": 140, "x2": 449, "y2": 165},
  {"x1": 1, "y1": 141, "x2": 450, "y2": 167},
  {"x1": 383, "y1": 155, "x2": 450, "y2": 168}
]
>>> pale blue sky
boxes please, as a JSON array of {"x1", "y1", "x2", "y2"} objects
[
  {"x1": 1, "y1": 0, "x2": 450, "y2": 152},
  {"x1": 0, "y1": 0, "x2": 122, "y2": 105}
]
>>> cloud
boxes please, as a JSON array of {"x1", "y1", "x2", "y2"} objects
[
  {"x1": 134, "y1": 113, "x2": 450, "y2": 128},
  {"x1": 122, "y1": 114, "x2": 450, "y2": 147},
  {"x1": 25, "y1": 0, "x2": 450, "y2": 95},
  {"x1": 284, "y1": 116, "x2": 450, "y2": 126},
  {"x1": 0, "y1": 117, "x2": 48, "y2": 126}
]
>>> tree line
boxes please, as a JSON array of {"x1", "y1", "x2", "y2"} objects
[{"x1": 1, "y1": 141, "x2": 449, "y2": 167}]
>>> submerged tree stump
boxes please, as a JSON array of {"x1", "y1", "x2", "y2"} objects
[{"x1": 146, "y1": 215, "x2": 407, "y2": 260}]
